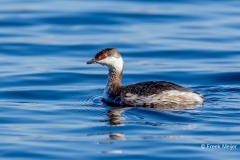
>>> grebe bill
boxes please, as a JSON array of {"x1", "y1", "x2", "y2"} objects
[{"x1": 86, "y1": 48, "x2": 204, "y2": 107}]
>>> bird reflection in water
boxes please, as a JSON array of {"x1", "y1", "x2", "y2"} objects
[
  {"x1": 106, "y1": 102, "x2": 200, "y2": 126},
  {"x1": 107, "y1": 107, "x2": 130, "y2": 126}
]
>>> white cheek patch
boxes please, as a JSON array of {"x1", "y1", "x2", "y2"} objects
[{"x1": 98, "y1": 57, "x2": 123, "y2": 71}]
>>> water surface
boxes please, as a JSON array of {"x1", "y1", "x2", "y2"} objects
[{"x1": 0, "y1": 0, "x2": 240, "y2": 159}]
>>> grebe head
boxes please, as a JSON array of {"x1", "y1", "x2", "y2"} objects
[{"x1": 86, "y1": 48, "x2": 123, "y2": 70}]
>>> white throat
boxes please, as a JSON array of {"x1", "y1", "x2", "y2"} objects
[{"x1": 99, "y1": 57, "x2": 124, "y2": 71}]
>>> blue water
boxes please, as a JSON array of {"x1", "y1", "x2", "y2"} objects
[{"x1": 1, "y1": 0, "x2": 240, "y2": 159}]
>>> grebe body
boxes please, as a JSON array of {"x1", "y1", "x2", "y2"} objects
[{"x1": 86, "y1": 48, "x2": 204, "y2": 107}]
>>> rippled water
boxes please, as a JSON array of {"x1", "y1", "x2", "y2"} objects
[{"x1": 1, "y1": 0, "x2": 240, "y2": 159}]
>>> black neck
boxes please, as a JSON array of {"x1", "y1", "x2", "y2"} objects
[{"x1": 106, "y1": 68, "x2": 123, "y2": 97}]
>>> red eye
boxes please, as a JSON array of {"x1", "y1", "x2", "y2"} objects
[{"x1": 101, "y1": 55, "x2": 107, "y2": 59}]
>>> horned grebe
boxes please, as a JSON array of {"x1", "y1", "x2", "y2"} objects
[{"x1": 86, "y1": 48, "x2": 204, "y2": 108}]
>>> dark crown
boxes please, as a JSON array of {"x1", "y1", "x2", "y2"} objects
[{"x1": 95, "y1": 48, "x2": 121, "y2": 58}]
